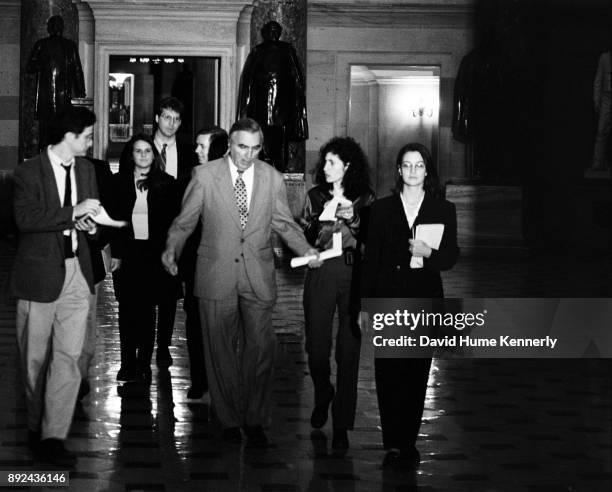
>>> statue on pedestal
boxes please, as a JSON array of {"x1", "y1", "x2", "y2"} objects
[
  {"x1": 237, "y1": 21, "x2": 308, "y2": 173},
  {"x1": 26, "y1": 15, "x2": 86, "y2": 149}
]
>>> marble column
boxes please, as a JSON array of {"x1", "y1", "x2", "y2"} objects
[
  {"x1": 19, "y1": 0, "x2": 80, "y2": 159},
  {"x1": 249, "y1": 0, "x2": 307, "y2": 176}
]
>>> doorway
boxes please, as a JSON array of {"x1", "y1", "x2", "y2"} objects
[{"x1": 348, "y1": 65, "x2": 440, "y2": 195}]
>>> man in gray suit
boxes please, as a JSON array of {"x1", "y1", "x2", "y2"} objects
[
  {"x1": 12, "y1": 106, "x2": 100, "y2": 466},
  {"x1": 162, "y1": 118, "x2": 317, "y2": 446}
]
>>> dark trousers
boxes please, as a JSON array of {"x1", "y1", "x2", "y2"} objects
[
  {"x1": 115, "y1": 240, "x2": 176, "y2": 370},
  {"x1": 184, "y1": 274, "x2": 207, "y2": 390},
  {"x1": 374, "y1": 357, "x2": 432, "y2": 450},
  {"x1": 156, "y1": 297, "x2": 176, "y2": 350},
  {"x1": 303, "y1": 256, "x2": 361, "y2": 430}
]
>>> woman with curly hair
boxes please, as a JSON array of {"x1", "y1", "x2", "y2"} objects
[
  {"x1": 111, "y1": 133, "x2": 181, "y2": 384},
  {"x1": 300, "y1": 136, "x2": 375, "y2": 451}
]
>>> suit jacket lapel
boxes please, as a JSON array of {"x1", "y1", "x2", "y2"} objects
[
  {"x1": 40, "y1": 151, "x2": 66, "y2": 252},
  {"x1": 392, "y1": 194, "x2": 412, "y2": 239},
  {"x1": 40, "y1": 151, "x2": 62, "y2": 210},
  {"x1": 214, "y1": 156, "x2": 242, "y2": 230}
]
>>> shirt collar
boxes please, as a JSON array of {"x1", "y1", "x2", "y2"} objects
[
  {"x1": 227, "y1": 155, "x2": 254, "y2": 178},
  {"x1": 154, "y1": 136, "x2": 176, "y2": 149},
  {"x1": 47, "y1": 146, "x2": 74, "y2": 168}
]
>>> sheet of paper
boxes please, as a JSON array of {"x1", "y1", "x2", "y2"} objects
[
  {"x1": 291, "y1": 232, "x2": 342, "y2": 268},
  {"x1": 91, "y1": 206, "x2": 129, "y2": 228},
  {"x1": 318, "y1": 197, "x2": 353, "y2": 222},
  {"x1": 410, "y1": 223, "x2": 445, "y2": 269}
]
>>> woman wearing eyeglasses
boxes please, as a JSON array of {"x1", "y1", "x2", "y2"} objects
[{"x1": 362, "y1": 142, "x2": 459, "y2": 470}]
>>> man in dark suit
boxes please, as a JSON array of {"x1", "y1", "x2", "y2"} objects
[
  {"x1": 12, "y1": 107, "x2": 100, "y2": 467},
  {"x1": 162, "y1": 118, "x2": 318, "y2": 446},
  {"x1": 151, "y1": 96, "x2": 192, "y2": 367}
]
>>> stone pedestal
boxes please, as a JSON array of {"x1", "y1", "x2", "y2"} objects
[
  {"x1": 445, "y1": 183, "x2": 525, "y2": 252},
  {"x1": 19, "y1": 0, "x2": 80, "y2": 160},
  {"x1": 250, "y1": 0, "x2": 307, "y2": 175}
]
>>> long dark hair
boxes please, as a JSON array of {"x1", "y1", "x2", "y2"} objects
[
  {"x1": 120, "y1": 133, "x2": 166, "y2": 191},
  {"x1": 314, "y1": 136, "x2": 372, "y2": 200},
  {"x1": 393, "y1": 142, "x2": 440, "y2": 197}
]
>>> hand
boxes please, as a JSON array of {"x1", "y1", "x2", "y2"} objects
[
  {"x1": 75, "y1": 215, "x2": 97, "y2": 233},
  {"x1": 305, "y1": 248, "x2": 323, "y2": 268},
  {"x1": 335, "y1": 205, "x2": 354, "y2": 221},
  {"x1": 110, "y1": 258, "x2": 122, "y2": 272},
  {"x1": 409, "y1": 239, "x2": 432, "y2": 258},
  {"x1": 74, "y1": 199, "x2": 101, "y2": 218},
  {"x1": 161, "y1": 247, "x2": 179, "y2": 276}
]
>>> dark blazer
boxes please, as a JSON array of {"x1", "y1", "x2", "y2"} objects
[
  {"x1": 11, "y1": 152, "x2": 98, "y2": 302},
  {"x1": 175, "y1": 141, "x2": 196, "y2": 193},
  {"x1": 362, "y1": 193, "x2": 459, "y2": 298},
  {"x1": 110, "y1": 170, "x2": 181, "y2": 302},
  {"x1": 119, "y1": 140, "x2": 194, "y2": 190},
  {"x1": 110, "y1": 171, "x2": 179, "y2": 259}
]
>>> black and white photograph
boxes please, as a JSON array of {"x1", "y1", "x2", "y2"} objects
[{"x1": 0, "y1": 0, "x2": 610, "y2": 490}]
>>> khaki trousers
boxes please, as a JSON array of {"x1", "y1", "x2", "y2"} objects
[
  {"x1": 16, "y1": 258, "x2": 90, "y2": 439},
  {"x1": 79, "y1": 281, "x2": 101, "y2": 380}
]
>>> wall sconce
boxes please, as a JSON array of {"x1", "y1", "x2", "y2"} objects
[{"x1": 412, "y1": 97, "x2": 434, "y2": 118}]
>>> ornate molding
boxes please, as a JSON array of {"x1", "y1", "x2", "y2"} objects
[
  {"x1": 78, "y1": 0, "x2": 253, "y2": 21},
  {"x1": 309, "y1": 1, "x2": 474, "y2": 28}
]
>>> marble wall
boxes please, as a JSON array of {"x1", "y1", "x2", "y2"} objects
[{"x1": 0, "y1": 1, "x2": 20, "y2": 170}]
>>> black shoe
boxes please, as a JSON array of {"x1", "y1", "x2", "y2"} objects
[
  {"x1": 383, "y1": 447, "x2": 420, "y2": 470},
  {"x1": 331, "y1": 428, "x2": 349, "y2": 451},
  {"x1": 244, "y1": 425, "x2": 269, "y2": 448},
  {"x1": 78, "y1": 379, "x2": 90, "y2": 400},
  {"x1": 221, "y1": 427, "x2": 242, "y2": 443},
  {"x1": 117, "y1": 365, "x2": 140, "y2": 382},
  {"x1": 37, "y1": 438, "x2": 77, "y2": 467},
  {"x1": 156, "y1": 346, "x2": 173, "y2": 367},
  {"x1": 311, "y1": 386, "x2": 334, "y2": 429}
]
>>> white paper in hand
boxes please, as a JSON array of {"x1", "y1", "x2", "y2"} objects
[
  {"x1": 318, "y1": 197, "x2": 353, "y2": 222},
  {"x1": 91, "y1": 206, "x2": 129, "y2": 228},
  {"x1": 410, "y1": 223, "x2": 444, "y2": 269},
  {"x1": 290, "y1": 232, "x2": 343, "y2": 268}
]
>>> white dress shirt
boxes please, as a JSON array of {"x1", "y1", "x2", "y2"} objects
[
  {"x1": 132, "y1": 179, "x2": 149, "y2": 240},
  {"x1": 48, "y1": 147, "x2": 78, "y2": 252},
  {"x1": 228, "y1": 156, "x2": 255, "y2": 211}
]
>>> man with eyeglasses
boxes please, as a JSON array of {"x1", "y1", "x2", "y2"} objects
[{"x1": 149, "y1": 97, "x2": 193, "y2": 368}]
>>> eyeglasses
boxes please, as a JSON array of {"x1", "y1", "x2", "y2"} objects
[
  {"x1": 401, "y1": 162, "x2": 425, "y2": 171},
  {"x1": 160, "y1": 113, "x2": 181, "y2": 124}
]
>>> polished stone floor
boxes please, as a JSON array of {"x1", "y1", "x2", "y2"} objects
[{"x1": 0, "y1": 238, "x2": 611, "y2": 491}]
